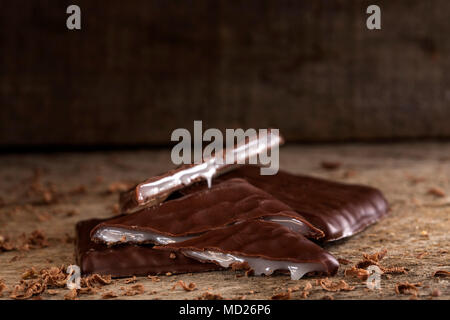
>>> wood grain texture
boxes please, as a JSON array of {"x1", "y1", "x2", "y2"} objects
[
  {"x1": 0, "y1": 0, "x2": 449, "y2": 145},
  {"x1": 0, "y1": 143, "x2": 449, "y2": 300}
]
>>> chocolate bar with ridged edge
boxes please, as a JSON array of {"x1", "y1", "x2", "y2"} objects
[
  {"x1": 156, "y1": 220, "x2": 339, "y2": 280},
  {"x1": 215, "y1": 165, "x2": 389, "y2": 242},
  {"x1": 76, "y1": 218, "x2": 222, "y2": 277}
]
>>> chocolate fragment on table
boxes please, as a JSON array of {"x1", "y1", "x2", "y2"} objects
[
  {"x1": 92, "y1": 178, "x2": 323, "y2": 245},
  {"x1": 119, "y1": 130, "x2": 283, "y2": 213},
  {"x1": 76, "y1": 218, "x2": 222, "y2": 277},
  {"x1": 217, "y1": 165, "x2": 389, "y2": 242},
  {"x1": 156, "y1": 220, "x2": 339, "y2": 280}
]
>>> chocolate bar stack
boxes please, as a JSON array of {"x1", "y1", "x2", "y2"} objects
[{"x1": 76, "y1": 164, "x2": 388, "y2": 280}]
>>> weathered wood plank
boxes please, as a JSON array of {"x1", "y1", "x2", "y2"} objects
[{"x1": 0, "y1": 0, "x2": 449, "y2": 145}]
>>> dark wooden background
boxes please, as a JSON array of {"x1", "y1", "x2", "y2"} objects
[{"x1": 0, "y1": 0, "x2": 449, "y2": 147}]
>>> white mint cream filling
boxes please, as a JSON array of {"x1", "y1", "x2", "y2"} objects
[
  {"x1": 184, "y1": 250, "x2": 325, "y2": 280},
  {"x1": 93, "y1": 216, "x2": 310, "y2": 245}
]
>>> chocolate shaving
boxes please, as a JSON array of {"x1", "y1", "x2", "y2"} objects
[
  {"x1": 81, "y1": 274, "x2": 112, "y2": 288},
  {"x1": 433, "y1": 270, "x2": 450, "y2": 278},
  {"x1": 10, "y1": 279, "x2": 47, "y2": 300},
  {"x1": 344, "y1": 266, "x2": 370, "y2": 281},
  {"x1": 395, "y1": 282, "x2": 421, "y2": 295},
  {"x1": 382, "y1": 267, "x2": 407, "y2": 275},
  {"x1": 1, "y1": 230, "x2": 49, "y2": 253},
  {"x1": 123, "y1": 276, "x2": 137, "y2": 284},
  {"x1": 123, "y1": 284, "x2": 145, "y2": 296},
  {"x1": 0, "y1": 279, "x2": 7, "y2": 297},
  {"x1": 171, "y1": 280, "x2": 197, "y2": 292},
  {"x1": 0, "y1": 234, "x2": 15, "y2": 252},
  {"x1": 319, "y1": 278, "x2": 355, "y2": 292},
  {"x1": 21, "y1": 267, "x2": 39, "y2": 280},
  {"x1": 362, "y1": 249, "x2": 387, "y2": 262},
  {"x1": 10, "y1": 265, "x2": 112, "y2": 300}
]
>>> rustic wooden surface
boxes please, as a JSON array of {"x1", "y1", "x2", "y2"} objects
[
  {"x1": 1, "y1": 0, "x2": 450, "y2": 145},
  {"x1": 0, "y1": 143, "x2": 449, "y2": 300}
]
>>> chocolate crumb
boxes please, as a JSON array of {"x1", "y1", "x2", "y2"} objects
[
  {"x1": 171, "y1": 280, "x2": 197, "y2": 292},
  {"x1": 108, "y1": 182, "x2": 133, "y2": 194},
  {"x1": 271, "y1": 290, "x2": 291, "y2": 300},
  {"x1": 196, "y1": 291, "x2": 223, "y2": 300},
  {"x1": 147, "y1": 275, "x2": 160, "y2": 282},
  {"x1": 78, "y1": 287, "x2": 99, "y2": 295},
  {"x1": 64, "y1": 288, "x2": 78, "y2": 300},
  {"x1": 321, "y1": 161, "x2": 341, "y2": 170},
  {"x1": 427, "y1": 187, "x2": 446, "y2": 198},
  {"x1": 66, "y1": 209, "x2": 80, "y2": 217},
  {"x1": 416, "y1": 252, "x2": 428, "y2": 259},
  {"x1": 431, "y1": 289, "x2": 441, "y2": 297},
  {"x1": 102, "y1": 291, "x2": 118, "y2": 299},
  {"x1": 47, "y1": 289, "x2": 58, "y2": 295}
]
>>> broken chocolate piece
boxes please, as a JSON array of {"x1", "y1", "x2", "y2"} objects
[
  {"x1": 156, "y1": 220, "x2": 339, "y2": 280},
  {"x1": 120, "y1": 130, "x2": 283, "y2": 213},
  {"x1": 216, "y1": 165, "x2": 389, "y2": 241},
  {"x1": 76, "y1": 218, "x2": 222, "y2": 277},
  {"x1": 91, "y1": 178, "x2": 323, "y2": 245}
]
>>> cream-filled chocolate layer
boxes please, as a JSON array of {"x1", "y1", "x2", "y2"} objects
[
  {"x1": 93, "y1": 215, "x2": 314, "y2": 245},
  {"x1": 157, "y1": 220, "x2": 339, "y2": 278},
  {"x1": 91, "y1": 178, "x2": 323, "y2": 244}
]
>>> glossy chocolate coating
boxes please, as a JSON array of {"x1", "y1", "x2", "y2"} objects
[
  {"x1": 76, "y1": 218, "x2": 222, "y2": 277},
  {"x1": 217, "y1": 165, "x2": 389, "y2": 241},
  {"x1": 157, "y1": 220, "x2": 339, "y2": 276},
  {"x1": 92, "y1": 178, "x2": 323, "y2": 242},
  {"x1": 120, "y1": 130, "x2": 283, "y2": 214}
]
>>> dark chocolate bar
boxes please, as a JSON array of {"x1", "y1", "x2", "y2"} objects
[
  {"x1": 119, "y1": 130, "x2": 283, "y2": 213},
  {"x1": 156, "y1": 220, "x2": 339, "y2": 280},
  {"x1": 216, "y1": 165, "x2": 389, "y2": 241},
  {"x1": 76, "y1": 218, "x2": 222, "y2": 277},
  {"x1": 92, "y1": 178, "x2": 324, "y2": 245}
]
